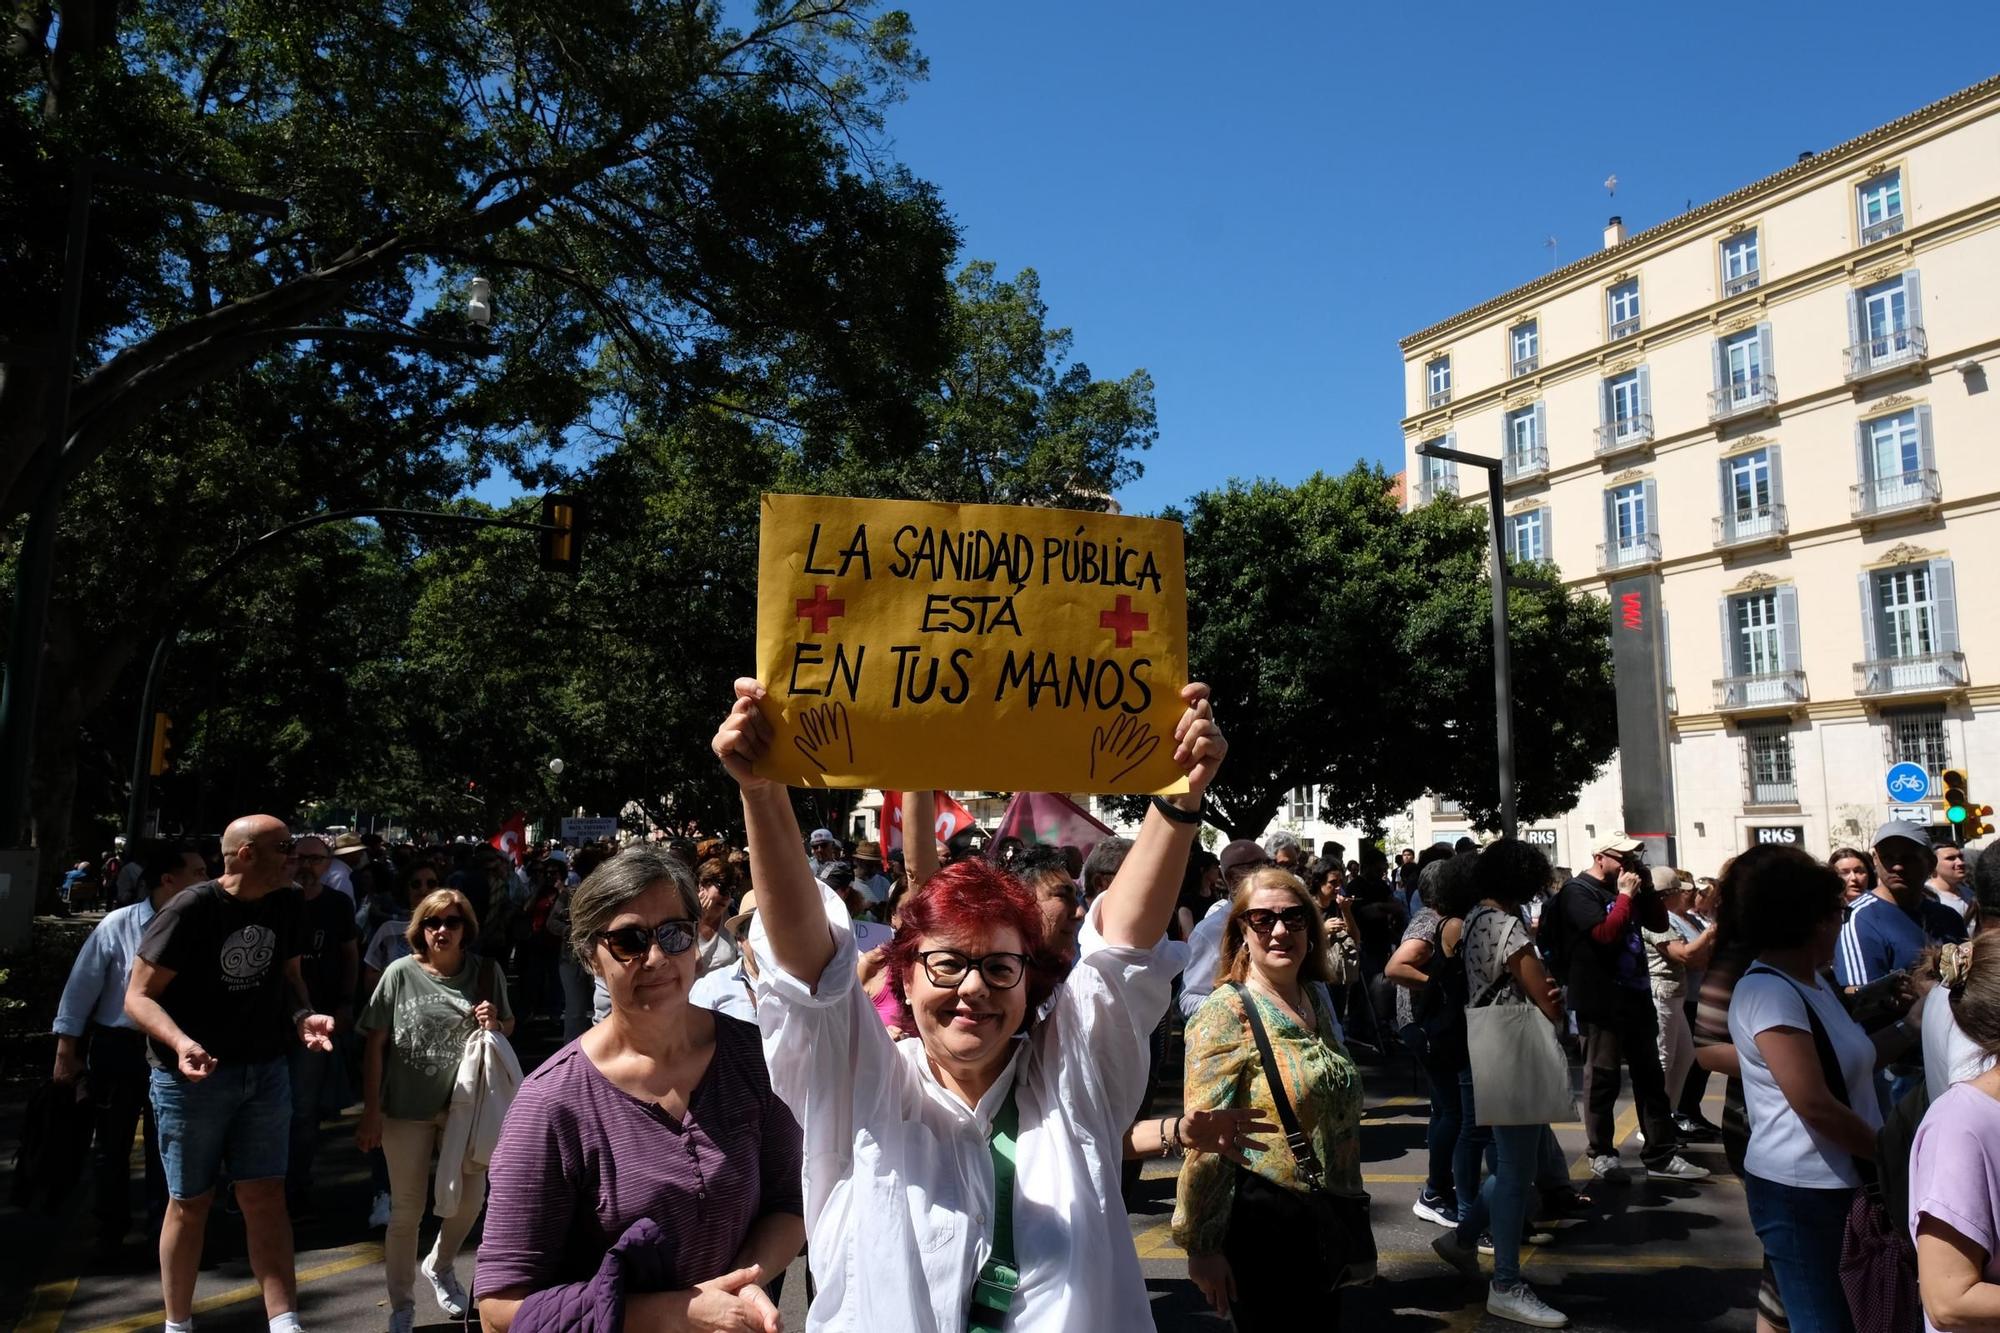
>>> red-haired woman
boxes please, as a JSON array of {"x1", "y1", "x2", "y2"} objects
[{"x1": 712, "y1": 679, "x2": 1226, "y2": 1332}]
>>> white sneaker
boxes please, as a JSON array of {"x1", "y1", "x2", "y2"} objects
[
  {"x1": 1588, "y1": 1154, "x2": 1626, "y2": 1181},
  {"x1": 388, "y1": 1308, "x2": 414, "y2": 1333},
  {"x1": 368, "y1": 1191, "x2": 392, "y2": 1229},
  {"x1": 423, "y1": 1250, "x2": 469, "y2": 1318},
  {"x1": 1648, "y1": 1155, "x2": 1711, "y2": 1181},
  {"x1": 1488, "y1": 1279, "x2": 1568, "y2": 1328},
  {"x1": 1412, "y1": 1194, "x2": 1457, "y2": 1227}
]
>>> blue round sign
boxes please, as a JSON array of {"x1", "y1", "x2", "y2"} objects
[{"x1": 1886, "y1": 762, "x2": 1931, "y2": 802}]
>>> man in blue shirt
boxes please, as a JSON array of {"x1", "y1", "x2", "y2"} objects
[
  {"x1": 52, "y1": 837, "x2": 209, "y2": 1260},
  {"x1": 1835, "y1": 820, "x2": 1967, "y2": 989}
]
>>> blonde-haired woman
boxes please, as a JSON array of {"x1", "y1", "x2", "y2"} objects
[
  {"x1": 356, "y1": 889, "x2": 513, "y2": 1332},
  {"x1": 1174, "y1": 866, "x2": 1365, "y2": 1330}
]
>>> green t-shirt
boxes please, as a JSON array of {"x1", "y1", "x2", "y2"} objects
[{"x1": 357, "y1": 953, "x2": 513, "y2": 1121}]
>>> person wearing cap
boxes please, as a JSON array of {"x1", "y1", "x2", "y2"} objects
[
  {"x1": 690, "y1": 892, "x2": 764, "y2": 1024},
  {"x1": 1555, "y1": 837, "x2": 1709, "y2": 1183},
  {"x1": 1835, "y1": 821, "x2": 1967, "y2": 992},
  {"x1": 852, "y1": 840, "x2": 893, "y2": 907},
  {"x1": 808, "y1": 828, "x2": 842, "y2": 882},
  {"x1": 323, "y1": 832, "x2": 364, "y2": 902},
  {"x1": 1177, "y1": 840, "x2": 1273, "y2": 1021}
]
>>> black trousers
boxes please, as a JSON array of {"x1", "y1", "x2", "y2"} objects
[
  {"x1": 1580, "y1": 990, "x2": 1679, "y2": 1170},
  {"x1": 86, "y1": 1025, "x2": 166, "y2": 1246},
  {"x1": 1678, "y1": 997, "x2": 1713, "y2": 1120},
  {"x1": 1223, "y1": 1172, "x2": 1340, "y2": 1331}
]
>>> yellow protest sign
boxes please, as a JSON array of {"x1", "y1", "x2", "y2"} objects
[{"x1": 753, "y1": 493, "x2": 1189, "y2": 794}]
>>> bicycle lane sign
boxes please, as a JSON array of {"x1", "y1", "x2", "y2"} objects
[{"x1": 1886, "y1": 762, "x2": 1932, "y2": 802}]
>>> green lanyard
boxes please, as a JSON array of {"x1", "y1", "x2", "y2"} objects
[{"x1": 967, "y1": 1087, "x2": 1020, "y2": 1331}]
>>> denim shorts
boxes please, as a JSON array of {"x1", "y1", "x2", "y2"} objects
[{"x1": 149, "y1": 1056, "x2": 292, "y2": 1199}]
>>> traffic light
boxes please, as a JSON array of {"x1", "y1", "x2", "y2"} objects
[
  {"x1": 148, "y1": 712, "x2": 173, "y2": 777},
  {"x1": 539, "y1": 493, "x2": 584, "y2": 575},
  {"x1": 1943, "y1": 770, "x2": 1994, "y2": 840}
]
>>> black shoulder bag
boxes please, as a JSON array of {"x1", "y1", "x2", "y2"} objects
[{"x1": 1230, "y1": 983, "x2": 1377, "y2": 1287}]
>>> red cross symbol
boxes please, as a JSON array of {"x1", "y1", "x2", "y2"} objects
[
  {"x1": 1099, "y1": 595, "x2": 1149, "y2": 648},
  {"x1": 795, "y1": 585, "x2": 845, "y2": 635}
]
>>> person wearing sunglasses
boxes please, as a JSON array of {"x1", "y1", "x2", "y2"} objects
[
  {"x1": 710, "y1": 677, "x2": 1225, "y2": 1332},
  {"x1": 356, "y1": 887, "x2": 511, "y2": 1332},
  {"x1": 1174, "y1": 865, "x2": 1364, "y2": 1329},
  {"x1": 478, "y1": 847, "x2": 804, "y2": 1333},
  {"x1": 694, "y1": 858, "x2": 743, "y2": 975},
  {"x1": 361, "y1": 862, "x2": 446, "y2": 998}
]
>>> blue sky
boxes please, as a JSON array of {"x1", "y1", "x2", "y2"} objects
[{"x1": 881, "y1": 3, "x2": 2000, "y2": 515}]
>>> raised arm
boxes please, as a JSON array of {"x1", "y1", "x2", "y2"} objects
[
  {"x1": 1095, "y1": 684, "x2": 1227, "y2": 950},
  {"x1": 713, "y1": 679, "x2": 836, "y2": 986},
  {"x1": 906, "y1": 788, "x2": 940, "y2": 887}
]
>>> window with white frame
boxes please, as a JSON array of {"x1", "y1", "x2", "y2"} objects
[
  {"x1": 1421, "y1": 448, "x2": 1456, "y2": 500},
  {"x1": 1510, "y1": 320, "x2": 1539, "y2": 375},
  {"x1": 1608, "y1": 370, "x2": 1645, "y2": 434},
  {"x1": 1286, "y1": 786, "x2": 1318, "y2": 823},
  {"x1": 1887, "y1": 707, "x2": 1949, "y2": 777},
  {"x1": 1721, "y1": 328, "x2": 1766, "y2": 403},
  {"x1": 1744, "y1": 722, "x2": 1797, "y2": 805},
  {"x1": 1611, "y1": 482, "x2": 1648, "y2": 549},
  {"x1": 1876, "y1": 565, "x2": 1937, "y2": 659},
  {"x1": 1858, "y1": 275, "x2": 1921, "y2": 364},
  {"x1": 1507, "y1": 405, "x2": 1540, "y2": 467},
  {"x1": 1722, "y1": 229, "x2": 1760, "y2": 294},
  {"x1": 1426, "y1": 356, "x2": 1452, "y2": 407},
  {"x1": 1607, "y1": 280, "x2": 1640, "y2": 338},
  {"x1": 1727, "y1": 449, "x2": 1774, "y2": 517},
  {"x1": 1858, "y1": 169, "x2": 1904, "y2": 244},
  {"x1": 1735, "y1": 590, "x2": 1784, "y2": 676},
  {"x1": 1507, "y1": 509, "x2": 1547, "y2": 563},
  {"x1": 1860, "y1": 408, "x2": 1928, "y2": 510}
]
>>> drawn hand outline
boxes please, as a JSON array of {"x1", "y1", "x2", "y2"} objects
[
  {"x1": 1089, "y1": 713, "x2": 1160, "y2": 786},
  {"x1": 793, "y1": 701, "x2": 855, "y2": 773}
]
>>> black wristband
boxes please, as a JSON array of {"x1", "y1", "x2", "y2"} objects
[{"x1": 1149, "y1": 794, "x2": 1203, "y2": 826}]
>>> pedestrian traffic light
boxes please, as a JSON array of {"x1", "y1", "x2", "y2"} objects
[
  {"x1": 148, "y1": 712, "x2": 173, "y2": 777},
  {"x1": 539, "y1": 493, "x2": 584, "y2": 575}
]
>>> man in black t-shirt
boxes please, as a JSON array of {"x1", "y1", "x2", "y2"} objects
[
  {"x1": 125, "y1": 814, "x2": 334, "y2": 1333},
  {"x1": 284, "y1": 835, "x2": 359, "y2": 1214}
]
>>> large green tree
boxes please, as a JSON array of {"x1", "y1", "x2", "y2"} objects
[{"x1": 1153, "y1": 467, "x2": 1618, "y2": 841}]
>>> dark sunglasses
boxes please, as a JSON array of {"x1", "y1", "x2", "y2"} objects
[
  {"x1": 411, "y1": 876, "x2": 440, "y2": 888},
  {"x1": 1243, "y1": 906, "x2": 1314, "y2": 936},
  {"x1": 595, "y1": 919, "x2": 696, "y2": 962},
  {"x1": 264, "y1": 838, "x2": 297, "y2": 854},
  {"x1": 424, "y1": 915, "x2": 467, "y2": 933},
  {"x1": 917, "y1": 949, "x2": 1028, "y2": 990}
]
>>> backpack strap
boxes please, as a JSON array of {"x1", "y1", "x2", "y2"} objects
[{"x1": 1462, "y1": 907, "x2": 1516, "y2": 1010}]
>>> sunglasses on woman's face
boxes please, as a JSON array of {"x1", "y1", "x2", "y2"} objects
[
  {"x1": 595, "y1": 919, "x2": 696, "y2": 963},
  {"x1": 425, "y1": 915, "x2": 467, "y2": 933},
  {"x1": 1243, "y1": 906, "x2": 1314, "y2": 936}
]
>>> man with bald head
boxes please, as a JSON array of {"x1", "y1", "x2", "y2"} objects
[{"x1": 126, "y1": 815, "x2": 334, "y2": 1333}]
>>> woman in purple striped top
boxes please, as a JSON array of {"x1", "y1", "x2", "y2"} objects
[{"x1": 475, "y1": 848, "x2": 803, "y2": 1333}]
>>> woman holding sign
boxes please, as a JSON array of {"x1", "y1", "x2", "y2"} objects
[{"x1": 712, "y1": 677, "x2": 1225, "y2": 1332}]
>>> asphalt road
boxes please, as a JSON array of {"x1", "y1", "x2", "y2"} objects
[{"x1": 10, "y1": 1030, "x2": 1760, "y2": 1333}]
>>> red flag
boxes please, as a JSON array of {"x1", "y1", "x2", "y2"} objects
[
  {"x1": 881, "y1": 790, "x2": 976, "y2": 854},
  {"x1": 490, "y1": 812, "x2": 527, "y2": 866},
  {"x1": 992, "y1": 791, "x2": 1113, "y2": 857}
]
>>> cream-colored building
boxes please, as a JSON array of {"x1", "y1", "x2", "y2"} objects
[{"x1": 1398, "y1": 75, "x2": 2000, "y2": 876}]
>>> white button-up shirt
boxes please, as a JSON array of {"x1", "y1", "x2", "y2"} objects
[
  {"x1": 53, "y1": 897, "x2": 157, "y2": 1036},
  {"x1": 752, "y1": 887, "x2": 1184, "y2": 1332}
]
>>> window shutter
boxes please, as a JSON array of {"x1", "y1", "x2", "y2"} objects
[
  {"x1": 1931, "y1": 558, "x2": 1960, "y2": 655},
  {"x1": 1541, "y1": 506, "x2": 1553, "y2": 565},
  {"x1": 1501, "y1": 409, "x2": 1512, "y2": 457},
  {"x1": 1905, "y1": 270, "x2": 1924, "y2": 332},
  {"x1": 1532, "y1": 400, "x2": 1547, "y2": 453},
  {"x1": 1503, "y1": 515, "x2": 1517, "y2": 560},
  {"x1": 1855, "y1": 419, "x2": 1871, "y2": 486},
  {"x1": 1717, "y1": 456, "x2": 1732, "y2": 520},
  {"x1": 1846, "y1": 289, "x2": 1862, "y2": 355},
  {"x1": 1637, "y1": 365, "x2": 1652, "y2": 418},
  {"x1": 1719, "y1": 598, "x2": 1738, "y2": 678},
  {"x1": 1858, "y1": 573, "x2": 1881, "y2": 664},
  {"x1": 1710, "y1": 338, "x2": 1725, "y2": 392},
  {"x1": 1642, "y1": 478, "x2": 1659, "y2": 538},
  {"x1": 1769, "y1": 444, "x2": 1786, "y2": 509},
  {"x1": 1602, "y1": 488, "x2": 1616, "y2": 546},
  {"x1": 1915, "y1": 404, "x2": 1936, "y2": 475},
  {"x1": 1777, "y1": 585, "x2": 1802, "y2": 673},
  {"x1": 1756, "y1": 322, "x2": 1775, "y2": 383},
  {"x1": 1599, "y1": 377, "x2": 1612, "y2": 427}
]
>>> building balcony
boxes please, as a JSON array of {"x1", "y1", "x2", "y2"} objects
[
  {"x1": 1714, "y1": 670, "x2": 1808, "y2": 713},
  {"x1": 1709, "y1": 373, "x2": 1780, "y2": 423},
  {"x1": 1418, "y1": 474, "x2": 1458, "y2": 505},
  {"x1": 1851, "y1": 469, "x2": 1942, "y2": 523},
  {"x1": 1593, "y1": 415, "x2": 1654, "y2": 458},
  {"x1": 1503, "y1": 445, "x2": 1549, "y2": 485},
  {"x1": 1511, "y1": 355, "x2": 1539, "y2": 378},
  {"x1": 1854, "y1": 651, "x2": 1969, "y2": 698},
  {"x1": 1610, "y1": 316, "x2": 1640, "y2": 341},
  {"x1": 1713, "y1": 503, "x2": 1789, "y2": 551},
  {"x1": 1862, "y1": 213, "x2": 1905, "y2": 246},
  {"x1": 1597, "y1": 533, "x2": 1662, "y2": 574},
  {"x1": 1723, "y1": 270, "x2": 1760, "y2": 298},
  {"x1": 1845, "y1": 325, "x2": 1928, "y2": 382},
  {"x1": 1427, "y1": 388, "x2": 1451, "y2": 409}
]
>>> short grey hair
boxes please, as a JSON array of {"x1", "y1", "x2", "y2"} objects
[
  {"x1": 568, "y1": 846, "x2": 699, "y2": 970},
  {"x1": 1263, "y1": 830, "x2": 1303, "y2": 859},
  {"x1": 1081, "y1": 837, "x2": 1133, "y2": 895}
]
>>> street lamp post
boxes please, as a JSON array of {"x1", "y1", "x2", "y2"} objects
[{"x1": 1415, "y1": 440, "x2": 1518, "y2": 840}]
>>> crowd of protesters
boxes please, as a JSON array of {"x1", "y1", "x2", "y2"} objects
[{"x1": 40, "y1": 698, "x2": 2000, "y2": 1332}]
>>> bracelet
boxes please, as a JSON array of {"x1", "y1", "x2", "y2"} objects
[
  {"x1": 1149, "y1": 795, "x2": 1203, "y2": 827},
  {"x1": 1158, "y1": 1116, "x2": 1171, "y2": 1158},
  {"x1": 292, "y1": 1007, "x2": 312, "y2": 1028},
  {"x1": 1171, "y1": 1115, "x2": 1186, "y2": 1155}
]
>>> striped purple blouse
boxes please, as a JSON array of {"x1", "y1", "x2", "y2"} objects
[{"x1": 477, "y1": 1014, "x2": 803, "y2": 1295}]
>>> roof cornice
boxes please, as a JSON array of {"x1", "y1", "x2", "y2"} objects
[{"x1": 1398, "y1": 73, "x2": 2000, "y2": 354}]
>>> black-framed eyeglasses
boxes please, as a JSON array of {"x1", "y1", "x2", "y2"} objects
[
  {"x1": 425, "y1": 915, "x2": 467, "y2": 933},
  {"x1": 1243, "y1": 906, "x2": 1314, "y2": 936},
  {"x1": 917, "y1": 949, "x2": 1028, "y2": 990},
  {"x1": 595, "y1": 919, "x2": 696, "y2": 962}
]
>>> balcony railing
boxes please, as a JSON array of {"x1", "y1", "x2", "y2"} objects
[
  {"x1": 1851, "y1": 469, "x2": 1942, "y2": 521},
  {"x1": 1418, "y1": 474, "x2": 1459, "y2": 504},
  {"x1": 1503, "y1": 445, "x2": 1549, "y2": 483},
  {"x1": 1714, "y1": 503, "x2": 1789, "y2": 549},
  {"x1": 1597, "y1": 533, "x2": 1662, "y2": 573},
  {"x1": 1714, "y1": 670, "x2": 1808, "y2": 712},
  {"x1": 1845, "y1": 324, "x2": 1928, "y2": 381},
  {"x1": 1609, "y1": 317, "x2": 1640, "y2": 341},
  {"x1": 1427, "y1": 387, "x2": 1451, "y2": 409},
  {"x1": 1723, "y1": 270, "x2": 1760, "y2": 297},
  {"x1": 1862, "y1": 213, "x2": 1905, "y2": 246},
  {"x1": 1746, "y1": 773, "x2": 1800, "y2": 807},
  {"x1": 1511, "y1": 355, "x2": 1539, "y2": 378},
  {"x1": 1854, "y1": 651, "x2": 1969, "y2": 697},
  {"x1": 1709, "y1": 373, "x2": 1780, "y2": 422},
  {"x1": 1593, "y1": 414, "x2": 1654, "y2": 456}
]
